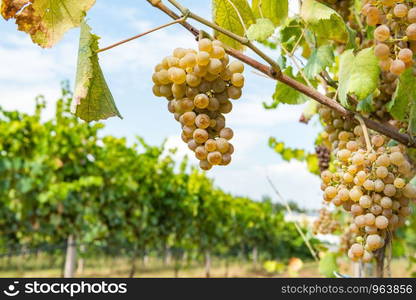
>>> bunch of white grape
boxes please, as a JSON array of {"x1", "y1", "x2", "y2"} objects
[
  {"x1": 318, "y1": 106, "x2": 415, "y2": 263},
  {"x1": 312, "y1": 207, "x2": 340, "y2": 235},
  {"x1": 362, "y1": 0, "x2": 416, "y2": 76},
  {"x1": 151, "y1": 38, "x2": 244, "y2": 170}
]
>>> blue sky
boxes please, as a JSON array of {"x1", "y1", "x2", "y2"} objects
[{"x1": 0, "y1": 0, "x2": 324, "y2": 209}]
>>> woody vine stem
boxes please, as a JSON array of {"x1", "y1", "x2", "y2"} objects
[{"x1": 144, "y1": 0, "x2": 416, "y2": 148}]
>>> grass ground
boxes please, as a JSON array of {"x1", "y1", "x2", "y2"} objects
[{"x1": 0, "y1": 256, "x2": 414, "y2": 278}]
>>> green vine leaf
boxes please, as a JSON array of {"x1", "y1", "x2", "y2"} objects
[
  {"x1": 268, "y1": 137, "x2": 319, "y2": 175},
  {"x1": 304, "y1": 44, "x2": 334, "y2": 79},
  {"x1": 246, "y1": 18, "x2": 275, "y2": 42},
  {"x1": 278, "y1": 17, "x2": 304, "y2": 53},
  {"x1": 338, "y1": 48, "x2": 380, "y2": 108},
  {"x1": 300, "y1": 0, "x2": 349, "y2": 44},
  {"x1": 212, "y1": 0, "x2": 254, "y2": 50},
  {"x1": 252, "y1": 0, "x2": 288, "y2": 26},
  {"x1": 357, "y1": 95, "x2": 375, "y2": 113},
  {"x1": 265, "y1": 67, "x2": 310, "y2": 109},
  {"x1": 71, "y1": 22, "x2": 122, "y2": 122},
  {"x1": 1, "y1": 0, "x2": 96, "y2": 48},
  {"x1": 387, "y1": 68, "x2": 416, "y2": 122},
  {"x1": 319, "y1": 252, "x2": 338, "y2": 278}
]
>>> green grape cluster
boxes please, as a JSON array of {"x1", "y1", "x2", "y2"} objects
[
  {"x1": 312, "y1": 207, "x2": 340, "y2": 235},
  {"x1": 318, "y1": 105, "x2": 415, "y2": 263},
  {"x1": 152, "y1": 38, "x2": 244, "y2": 170},
  {"x1": 362, "y1": 0, "x2": 416, "y2": 76}
]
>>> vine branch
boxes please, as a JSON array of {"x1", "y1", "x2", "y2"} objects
[
  {"x1": 147, "y1": 0, "x2": 416, "y2": 148},
  {"x1": 96, "y1": 18, "x2": 185, "y2": 53}
]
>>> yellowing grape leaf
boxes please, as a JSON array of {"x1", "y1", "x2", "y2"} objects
[
  {"x1": 212, "y1": 0, "x2": 255, "y2": 50},
  {"x1": 300, "y1": 0, "x2": 348, "y2": 44},
  {"x1": 71, "y1": 22, "x2": 122, "y2": 122},
  {"x1": 252, "y1": 0, "x2": 288, "y2": 26},
  {"x1": 338, "y1": 48, "x2": 380, "y2": 108},
  {"x1": 246, "y1": 18, "x2": 274, "y2": 42},
  {"x1": 1, "y1": 0, "x2": 95, "y2": 48}
]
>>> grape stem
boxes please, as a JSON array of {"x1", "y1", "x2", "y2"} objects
[
  {"x1": 266, "y1": 176, "x2": 319, "y2": 262},
  {"x1": 147, "y1": 0, "x2": 416, "y2": 148},
  {"x1": 96, "y1": 17, "x2": 186, "y2": 53},
  {"x1": 355, "y1": 115, "x2": 374, "y2": 153}
]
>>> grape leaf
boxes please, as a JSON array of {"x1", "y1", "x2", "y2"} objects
[
  {"x1": 268, "y1": 137, "x2": 319, "y2": 175},
  {"x1": 278, "y1": 17, "x2": 304, "y2": 53},
  {"x1": 357, "y1": 95, "x2": 375, "y2": 113},
  {"x1": 1, "y1": 0, "x2": 96, "y2": 48},
  {"x1": 212, "y1": 0, "x2": 254, "y2": 50},
  {"x1": 264, "y1": 67, "x2": 310, "y2": 108},
  {"x1": 300, "y1": 0, "x2": 349, "y2": 44},
  {"x1": 338, "y1": 48, "x2": 380, "y2": 108},
  {"x1": 246, "y1": 18, "x2": 274, "y2": 42},
  {"x1": 306, "y1": 154, "x2": 319, "y2": 175},
  {"x1": 252, "y1": 0, "x2": 288, "y2": 26},
  {"x1": 71, "y1": 22, "x2": 122, "y2": 122},
  {"x1": 319, "y1": 252, "x2": 338, "y2": 278},
  {"x1": 304, "y1": 44, "x2": 334, "y2": 79},
  {"x1": 387, "y1": 69, "x2": 416, "y2": 121}
]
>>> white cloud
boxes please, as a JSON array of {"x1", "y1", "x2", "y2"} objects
[
  {"x1": 99, "y1": 29, "x2": 195, "y2": 74},
  {"x1": 230, "y1": 97, "x2": 305, "y2": 127},
  {"x1": 0, "y1": 85, "x2": 61, "y2": 120},
  {"x1": 210, "y1": 161, "x2": 323, "y2": 209}
]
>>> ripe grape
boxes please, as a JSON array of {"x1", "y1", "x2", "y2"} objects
[
  {"x1": 181, "y1": 111, "x2": 196, "y2": 126},
  {"x1": 199, "y1": 160, "x2": 212, "y2": 171},
  {"x1": 207, "y1": 151, "x2": 222, "y2": 165},
  {"x1": 193, "y1": 128, "x2": 209, "y2": 143},
  {"x1": 198, "y1": 38, "x2": 213, "y2": 53},
  {"x1": 211, "y1": 46, "x2": 225, "y2": 59},
  {"x1": 195, "y1": 145, "x2": 208, "y2": 160},
  {"x1": 379, "y1": 58, "x2": 393, "y2": 71},
  {"x1": 406, "y1": 23, "x2": 416, "y2": 40},
  {"x1": 216, "y1": 138, "x2": 230, "y2": 153},
  {"x1": 196, "y1": 51, "x2": 210, "y2": 66},
  {"x1": 393, "y1": 4, "x2": 408, "y2": 18},
  {"x1": 221, "y1": 153, "x2": 232, "y2": 165},
  {"x1": 231, "y1": 73, "x2": 245, "y2": 87},
  {"x1": 186, "y1": 73, "x2": 201, "y2": 87},
  {"x1": 367, "y1": 7, "x2": 381, "y2": 26},
  {"x1": 350, "y1": 243, "x2": 364, "y2": 257},
  {"x1": 390, "y1": 59, "x2": 406, "y2": 75},
  {"x1": 195, "y1": 114, "x2": 211, "y2": 129},
  {"x1": 366, "y1": 234, "x2": 382, "y2": 251},
  {"x1": 374, "y1": 43, "x2": 391, "y2": 60},
  {"x1": 219, "y1": 100, "x2": 233, "y2": 114},
  {"x1": 374, "y1": 25, "x2": 390, "y2": 42},
  {"x1": 228, "y1": 61, "x2": 244, "y2": 73},
  {"x1": 205, "y1": 139, "x2": 217, "y2": 152},
  {"x1": 220, "y1": 127, "x2": 234, "y2": 140},
  {"x1": 207, "y1": 58, "x2": 223, "y2": 74},
  {"x1": 398, "y1": 48, "x2": 413, "y2": 63},
  {"x1": 227, "y1": 86, "x2": 242, "y2": 99},
  {"x1": 408, "y1": 7, "x2": 416, "y2": 23},
  {"x1": 194, "y1": 94, "x2": 210, "y2": 109}
]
